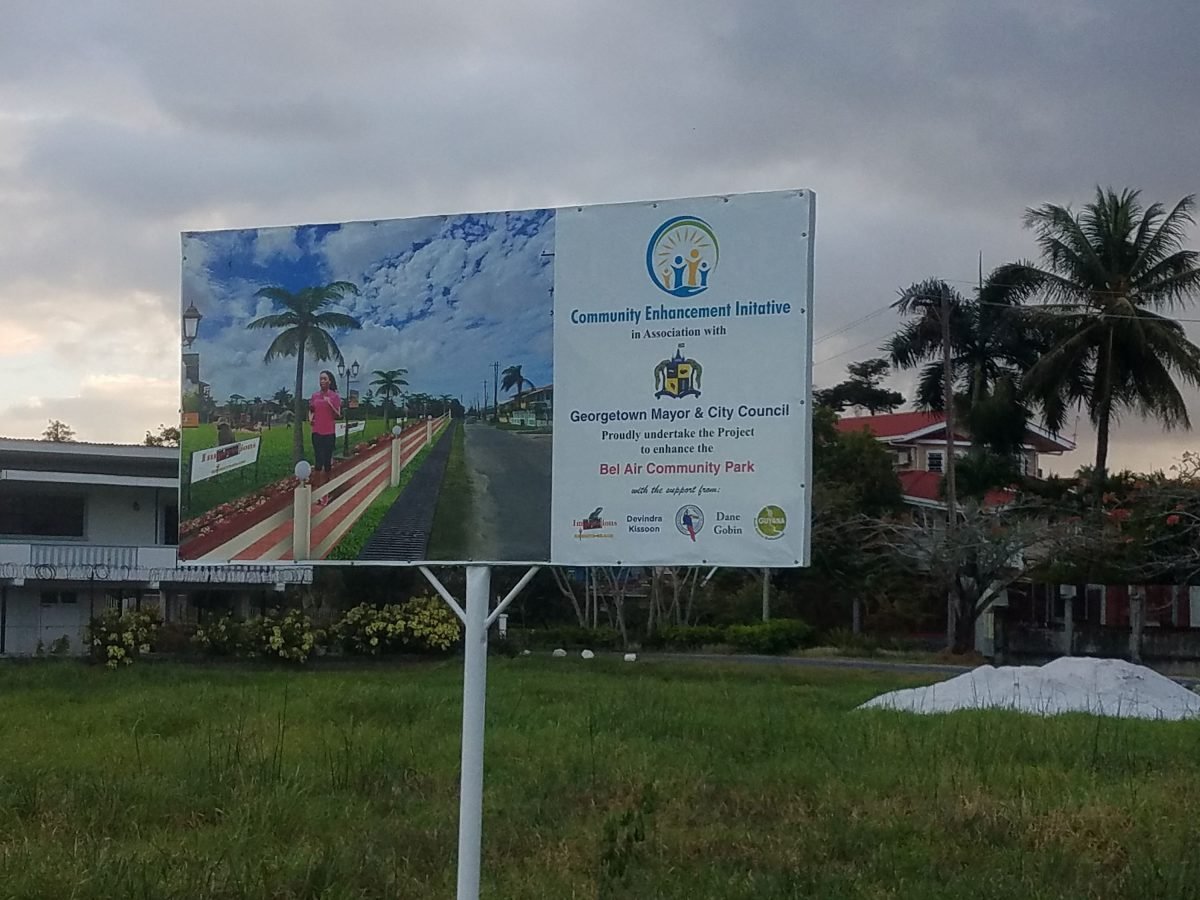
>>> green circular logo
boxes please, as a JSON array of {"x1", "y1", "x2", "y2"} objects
[{"x1": 755, "y1": 505, "x2": 787, "y2": 540}]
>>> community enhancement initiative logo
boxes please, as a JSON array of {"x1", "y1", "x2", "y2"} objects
[
  {"x1": 675, "y1": 505, "x2": 705, "y2": 541},
  {"x1": 647, "y1": 216, "x2": 719, "y2": 297}
]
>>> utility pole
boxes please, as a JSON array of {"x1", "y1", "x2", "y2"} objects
[
  {"x1": 941, "y1": 282, "x2": 958, "y2": 651},
  {"x1": 941, "y1": 285, "x2": 957, "y2": 531},
  {"x1": 491, "y1": 361, "x2": 500, "y2": 422},
  {"x1": 482, "y1": 380, "x2": 489, "y2": 420}
]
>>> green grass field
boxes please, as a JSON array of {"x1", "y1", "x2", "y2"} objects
[
  {"x1": 428, "y1": 421, "x2": 473, "y2": 558},
  {"x1": 181, "y1": 419, "x2": 391, "y2": 520},
  {"x1": 3, "y1": 658, "x2": 1200, "y2": 898}
]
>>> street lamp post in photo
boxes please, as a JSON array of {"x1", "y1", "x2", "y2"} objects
[
  {"x1": 182, "y1": 302, "x2": 203, "y2": 348},
  {"x1": 337, "y1": 359, "x2": 360, "y2": 459}
]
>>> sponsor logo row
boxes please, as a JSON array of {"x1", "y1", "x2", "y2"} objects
[{"x1": 573, "y1": 505, "x2": 787, "y2": 542}]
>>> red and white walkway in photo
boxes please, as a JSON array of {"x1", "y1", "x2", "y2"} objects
[{"x1": 187, "y1": 417, "x2": 449, "y2": 562}]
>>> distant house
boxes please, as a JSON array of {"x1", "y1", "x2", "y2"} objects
[
  {"x1": 835, "y1": 411, "x2": 1075, "y2": 509},
  {"x1": 0, "y1": 438, "x2": 311, "y2": 655},
  {"x1": 500, "y1": 384, "x2": 553, "y2": 427},
  {"x1": 833, "y1": 413, "x2": 1200, "y2": 666}
]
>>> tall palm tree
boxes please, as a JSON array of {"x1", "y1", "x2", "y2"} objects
[
  {"x1": 887, "y1": 276, "x2": 1043, "y2": 457},
  {"x1": 369, "y1": 368, "x2": 409, "y2": 428},
  {"x1": 247, "y1": 281, "x2": 362, "y2": 463},
  {"x1": 985, "y1": 188, "x2": 1200, "y2": 487},
  {"x1": 501, "y1": 364, "x2": 535, "y2": 409},
  {"x1": 888, "y1": 280, "x2": 967, "y2": 522}
]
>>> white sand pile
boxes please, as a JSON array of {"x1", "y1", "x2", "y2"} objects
[{"x1": 858, "y1": 657, "x2": 1200, "y2": 720}]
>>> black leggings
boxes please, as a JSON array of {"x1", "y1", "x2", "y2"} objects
[{"x1": 312, "y1": 432, "x2": 336, "y2": 472}]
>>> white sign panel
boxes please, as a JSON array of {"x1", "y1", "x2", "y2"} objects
[
  {"x1": 189, "y1": 438, "x2": 261, "y2": 484},
  {"x1": 551, "y1": 190, "x2": 813, "y2": 566},
  {"x1": 334, "y1": 421, "x2": 367, "y2": 438}
]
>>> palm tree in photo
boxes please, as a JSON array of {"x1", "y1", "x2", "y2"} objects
[
  {"x1": 409, "y1": 392, "x2": 432, "y2": 419},
  {"x1": 370, "y1": 368, "x2": 409, "y2": 428},
  {"x1": 985, "y1": 187, "x2": 1200, "y2": 488},
  {"x1": 501, "y1": 365, "x2": 535, "y2": 415},
  {"x1": 227, "y1": 394, "x2": 247, "y2": 424},
  {"x1": 247, "y1": 282, "x2": 362, "y2": 463},
  {"x1": 271, "y1": 387, "x2": 294, "y2": 427}
]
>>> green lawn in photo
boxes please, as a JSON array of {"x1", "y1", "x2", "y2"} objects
[
  {"x1": 180, "y1": 418, "x2": 391, "y2": 520},
  {"x1": 3, "y1": 658, "x2": 1200, "y2": 899},
  {"x1": 427, "y1": 421, "x2": 473, "y2": 558}
]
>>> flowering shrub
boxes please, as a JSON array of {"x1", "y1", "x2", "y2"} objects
[
  {"x1": 192, "y1": 615, "x2": 245, "y2": 656},
  {"x1": 399, "y1": 595, "x2": 461, "y2": 652},
  {"x1": 332, "y1": 596, "x2": 461, "y2": 656},
  {"x1": 87, "y1": 608, "x2": 161, "y2": 669},
  {"x1": 191, "y1": 610, "x2": 321, "y2": 663},
  {"x1": 247, "y1": 610, "x2": 318, "y2": 663},
  {"x1": 333, "y1": 603, "x2": 408, "y2": 655}
]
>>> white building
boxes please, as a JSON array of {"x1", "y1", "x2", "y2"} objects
[{"x1": 0, "y1": 438, "x2": 311, "y2": 655}]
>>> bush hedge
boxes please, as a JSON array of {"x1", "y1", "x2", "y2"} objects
[{"x1": 510, "y1": 620, "x2": 814, "y2": 655}]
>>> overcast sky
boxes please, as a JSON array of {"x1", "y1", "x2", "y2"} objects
[{"x1": 2, "y1": 0, "x2": 1198, "y2": 474}]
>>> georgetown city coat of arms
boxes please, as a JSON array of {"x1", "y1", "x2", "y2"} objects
[{"x1": 654, "y1": 344, "x2": 702, "y2": 399}]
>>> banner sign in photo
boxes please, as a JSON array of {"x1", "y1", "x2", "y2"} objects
[
  {"x1": 189, "y1": 438, "x2": 261, "y2": 484},
  {"x1": 178, "y1": 190, "x2": 813, "y2": 567}
]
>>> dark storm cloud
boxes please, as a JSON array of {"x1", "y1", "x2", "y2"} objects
[{"x1": 0, "y1": 0, "x2": 1197, "y2": 466}]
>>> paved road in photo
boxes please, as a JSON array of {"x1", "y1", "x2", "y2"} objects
[{"x1": 463, "y1": 424, "x2": 552, "y2": 561}]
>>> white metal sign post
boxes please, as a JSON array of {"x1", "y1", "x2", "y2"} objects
[{"x1": 420, "y1": 564, "x2": 540, "y2": 900}]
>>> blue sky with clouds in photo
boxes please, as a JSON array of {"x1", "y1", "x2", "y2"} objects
[{"x1": 182, "y1": 209, "x2": 554, "y2": 408}]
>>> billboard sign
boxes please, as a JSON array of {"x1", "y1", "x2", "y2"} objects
[
  {"x1": 179, "y1": 190, "x2": 812, "y2": 566},
  {"x1": 189, "y1": 437, "x2": 260, "y2": 484}
]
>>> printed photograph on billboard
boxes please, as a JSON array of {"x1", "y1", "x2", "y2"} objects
[
  {"x1": 179, "y1": 209, "x2": 554, "y2": 563},
  {"x1": 179, "y1": 190, "x2": 813, "y2": 567}
]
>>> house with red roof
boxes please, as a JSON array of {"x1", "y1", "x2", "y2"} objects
[
  {"x1": 835, "y1": 411, "x2": 1076, "y2": 508},
  {"x1": 835, "y1": 413, "x2": 1200, "y2": 664}
]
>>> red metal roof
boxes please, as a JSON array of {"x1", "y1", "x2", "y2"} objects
[
  {"x1": 898, "y1": 470, "x2": 1015, "y2": 508},
  {"x1": 835, "y1": 411, "x2": 1073, "y2": 452},
  {"x1": 836, "y1": 411, "x2": 962, "y2": 440}
]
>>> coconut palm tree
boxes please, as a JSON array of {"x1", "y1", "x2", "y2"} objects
[
  {"x1": 985, "y1": 188, "x2": 1200, "y2": 487},
  {"x1": 887, "y1": 276, "x2": 1045, "y2": 457},
  {"x1": 501, "y1": 364, "x2": 535, "y2": 408},
  {"x1": 247, "y1": 282, "x2": 362, "y2": 463},
  {"x1": 369, "y1": 368, "x2": 409, "y2": 428}
]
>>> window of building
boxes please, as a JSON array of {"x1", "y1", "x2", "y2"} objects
[
  {"x1": 0, "y1": 494, "x2": 86, "y2": 538},
  {"x1": 927, "y1": 451, "x2": 944, "y2": 473},
  {"x1": 162, "y1": 504, "x2": 179, "y2": 546},
  {"x1": 40, "y1": 591, "x2": 78, "y2": 605}
]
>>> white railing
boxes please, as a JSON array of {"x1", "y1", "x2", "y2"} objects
[{"x1": 31, "y1": 544, "x2": 139, "y2": 569}]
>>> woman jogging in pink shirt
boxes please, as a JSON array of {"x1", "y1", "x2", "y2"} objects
[{"x1": 309, "y1": 369, "x2": 342, "y2": 504}]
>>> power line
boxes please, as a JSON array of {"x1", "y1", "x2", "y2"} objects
[
  {"x1": 902, "y1": 294, "x2": 1200, "y2": 324},
  {"x1": 811, "y1": 288, "x2": 1200, "y2": 370},
  {"x1": 812, "y1": 303, "x2": 893, "y2": 345},
  {"x1": 812, "y1": 330, "x2": 897, "y2": 368}
]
